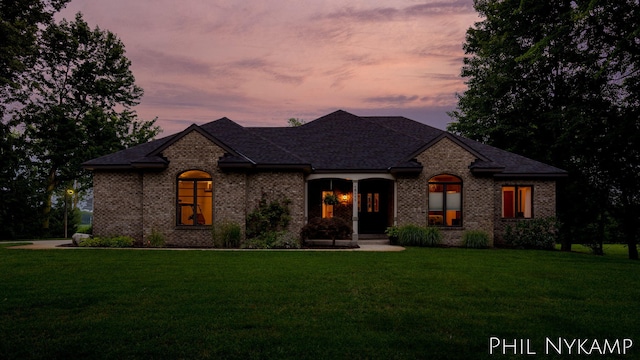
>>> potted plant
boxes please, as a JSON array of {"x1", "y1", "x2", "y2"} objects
[
  {"x1": 385, "y1": 226, "x2": 399, "y2": 245},
  {"x1": 323, "y1": 193, "x2": 340, "y2": 206}
]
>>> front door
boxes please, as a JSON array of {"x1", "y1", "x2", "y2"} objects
[{"x1": 358, "y1": 179, "x2": 392, "y2": 234}]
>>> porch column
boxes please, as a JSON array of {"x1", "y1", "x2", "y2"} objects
[
  {"x1": 304, "y1": 180, "x2": 308, "y2": 224},
  {"x1": 351, "y1": 180, "x2": 358, "y2": 246},
  {"x1": 393, "y1": 179, "x2": 398, "y2": 226}
]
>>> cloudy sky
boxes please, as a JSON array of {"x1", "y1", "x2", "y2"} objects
[{"x1": 57, "y1": 0, "x2": 479, "y2": 135}]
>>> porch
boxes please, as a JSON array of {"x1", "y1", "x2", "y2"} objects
[{"x1": 305, "y1": 174, "x2": 396, "y2": 245}]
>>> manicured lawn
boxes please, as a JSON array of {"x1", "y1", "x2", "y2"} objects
[{"x1": 1, "y1": 245, "x2": 638, "y2": 359}]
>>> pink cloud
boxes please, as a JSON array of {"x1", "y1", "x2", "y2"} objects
[{"x1": 58, "y1": 0, "x2": 478, "y2": 133}]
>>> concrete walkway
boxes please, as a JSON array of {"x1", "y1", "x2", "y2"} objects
[{"x1": 6, "y1": 240, "x2": 405, "y2": 252}]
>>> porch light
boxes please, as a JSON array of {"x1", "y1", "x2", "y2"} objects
[
  {"x1": 64, "y1": 189, "x2": 74, "y2": 239},
  {"x1": 341, "y1": 194, "x2": 348, "y2": 203}
]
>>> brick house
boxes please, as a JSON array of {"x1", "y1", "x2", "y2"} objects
[{"x1": 82, "y1": 110, "x2": 566, "y2": 247}]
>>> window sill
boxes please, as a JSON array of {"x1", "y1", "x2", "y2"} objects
[{"x1": 175, "y1": 225, "x2": 212, "y2": 230}]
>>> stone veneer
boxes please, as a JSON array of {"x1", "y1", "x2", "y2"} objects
[{"x1": 92, "y1": 132, "x2": 557, "y2": 247}]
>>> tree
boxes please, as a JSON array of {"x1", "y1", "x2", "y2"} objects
[
  {"x1": 449, "y1": 0, "x2": 639, "y2": 259},
  {"x1": 1, "y1": 0, "x2": 70, "y2": 238},
  {"x1": 6, "y1": 13, "x2": 160, "y2": 236},
  {"x1": 287, "y1": 117, "x2": 305, "y2": 127},
  {"x1": 1, "y1": 0, "x2": 70, "y2": 92}
]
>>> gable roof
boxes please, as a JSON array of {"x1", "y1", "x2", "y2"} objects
[{"x1": 82, "y1": 110, "x2": 567, "y2": 178}]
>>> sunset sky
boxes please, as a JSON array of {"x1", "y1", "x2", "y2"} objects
[{"x1": 57, "y1": 0, "x2": 479, "y2": 135}]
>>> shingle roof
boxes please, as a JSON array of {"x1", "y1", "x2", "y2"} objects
[{"x1": 83, "y1": 110, "x2": 567, "y2": 178}]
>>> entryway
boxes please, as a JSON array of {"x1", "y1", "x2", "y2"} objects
[{"x1": 358, "y1": 179, "x2": 394, "y2": 235}]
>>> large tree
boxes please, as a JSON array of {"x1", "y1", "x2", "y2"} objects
[
  {"x1": 5, "y1": 13, "x2": 160, "y2": 236},
  {"x1": 1, "y1": 0, "x2": 69, "y2": 92},
  {"x1": 449, "y1": 0, "x2": 639, "y2": 259},
  {"x1": 1, "y1": 0, "x2": 70, "y2": 238}
]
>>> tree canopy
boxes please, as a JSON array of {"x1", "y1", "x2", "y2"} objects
[
  {"x1": 1, "y1": 5, "x2": 160, "y2": 238},
  {"x1": 449, "y1": 0, "x2": 640, "y2": 259}
]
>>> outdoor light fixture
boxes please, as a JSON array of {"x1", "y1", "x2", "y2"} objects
[{"x1": 64, "y1": 189, "x2": 74, "y2": 239}]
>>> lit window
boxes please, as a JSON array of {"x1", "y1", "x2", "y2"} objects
[
  {"x1": 322, "y1": 191, "x2": 334, "y2": 218},
  {"x1": 502, "y1": 186, "x2": 532, "y2": 218},
  {"x1": 177, "y1": 170, "x2": 213, "y2": 226},
  {"x1": 428, "y1": 175, "x2": 462, "y2": 226}
]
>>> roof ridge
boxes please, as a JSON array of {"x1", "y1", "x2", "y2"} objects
[{"x1": 362, "y1": 115, "x2": 436, "y2": 143}]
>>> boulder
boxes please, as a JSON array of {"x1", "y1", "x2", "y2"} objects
[{"x1": 71, "y1": 233, "x2": 91, "y2": 246}]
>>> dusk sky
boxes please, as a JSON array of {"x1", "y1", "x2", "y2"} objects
[{"x1": 57, "y1": 0, "x2": 479, "y2": 135}]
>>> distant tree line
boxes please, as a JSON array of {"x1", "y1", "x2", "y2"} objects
[
  {"x1": 450, "y1": 0, "x2": 639, "y2": 259},
  {"x1": 1, "y1": 0, "x2": 160, "y2": 239}
]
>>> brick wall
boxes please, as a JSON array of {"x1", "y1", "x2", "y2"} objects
[
  {"x1": 246, "y1": 171, "x2": 306, "y2": 237},
  {"x1": 92, "y1": 130, "x2": 305, "y2": 247},
  {"x1": 396, "y1": 137, "x2": 495, "y2": 246},
  {"x1": 93, "y1": 171, "x2": 143, "y2": 241},
  {"x1": 493, "y1": 180, "x2": 557, "y2": 245}
]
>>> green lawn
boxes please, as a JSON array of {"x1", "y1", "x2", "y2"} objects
[{"x1": 1, "y1": 245, "x2": 638, "y2": 359}]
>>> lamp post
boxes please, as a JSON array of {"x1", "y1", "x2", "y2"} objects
[{"x1": 64, "y1": 189, "x2": 74, "y2": 238}]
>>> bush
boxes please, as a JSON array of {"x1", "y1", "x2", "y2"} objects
[
  {"x1": 212, "y1": 222, "x2": 243, "y2": 248},
  {"x1": 504, "y1": 217, "x2": 559, "y2": 250},
  {"x1": 397, "y1": 225, "x2": 442, "y2": 247},
  {"x1": 79, "y1": 235, "x2": 134, "y2": 248},
  {"x1": 242, "y1": 231, "x2": 301, "y2": 249},
  {"x1": 385, "y1": 226, "x2": 399, "y2": 244},
  {"x1": 300, "y1": 217, "x2": 352, "y2": 246},
  {"x1": 146, "y1": 229, "x2": 166, "y2": 248},
  {"x1": 245, "y1": 195, "x2": 291, "y2": 239},
  {"x1": 462, "y1": 230, "x2": 490, "y2": 248}
]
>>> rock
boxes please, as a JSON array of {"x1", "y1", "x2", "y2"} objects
[{"x1": 71, "y1": 233, "x2": 91, "y2": 246}]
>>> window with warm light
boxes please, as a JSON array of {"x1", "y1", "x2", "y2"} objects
[
  {"x1": 177, "y1": 170, "x2": 213, "y2": 226},
  {"x1": 502, "y1": 186, "x2": 532, "y2": 218},
  {"x1": 428, "y1": 175, "x2": 462, "y2": 226}
]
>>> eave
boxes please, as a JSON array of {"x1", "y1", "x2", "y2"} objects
[{"x1": 492, "y1": 172, "x2": 569, "y2": 179}]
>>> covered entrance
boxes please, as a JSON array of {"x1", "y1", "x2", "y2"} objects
[{"x1": 306, "y1": 175, "x2": 396, "y2": 243}]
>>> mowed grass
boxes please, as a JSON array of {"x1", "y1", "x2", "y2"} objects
[{"x1": 1, "y1": 245, "x2": 639, "y2": 359}]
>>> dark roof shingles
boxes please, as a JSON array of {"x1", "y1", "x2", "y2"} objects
[{"x1": 83, "y1": 110, "x2": 566, "y2": 177}]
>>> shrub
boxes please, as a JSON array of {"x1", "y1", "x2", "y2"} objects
[
  {"x1": 384, "y1": 226, "x2": 399, "y2": 244},
  {"x1": 78, "y1": 237, "x2": 105, "y2": 247},
  {"x1": 109, "y1": 236, "x2": 135, "y2": 248},
  {"x1": 422, "y1": 227, "x2": 443, "y2": 247},
  {"x1": 78, "y1": 235, "x2": 134, "y2": 248},
  {"x1": 146, "y1": 229, "x2": 166, "y2": 248},
  {"x1": 242, "y1": 231, "x2": 301, "y2": 249},
  {"x1": 300, "y1": 217, "x2": 352, "y2": 246},
  {"x1": 397, "y1": 225, "x2": 442, "y2": 247},
  {"x1": 462, "y1": 230, "x2": 490, "y2": 248},
  {"x1": 245, "y1": 195, "x2": 291, "y2": 239},
  {"x1": 212, "y1": 222, "x2": 243, "y2": 248},
  {"x1": 504, "y1": 217, "x2": 559, "y2": 250}
]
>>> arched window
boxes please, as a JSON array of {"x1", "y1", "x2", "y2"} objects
[
  {"x1": 177, "y1": 170, "x2": 212, "y2": 226},
  {"x1": 428, "y1": 175, "x2": 462, "y2": 227}
]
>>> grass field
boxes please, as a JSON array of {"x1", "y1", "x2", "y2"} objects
[{"x1": 1, "y1": 244, "x2": 638, "y2": 359}]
